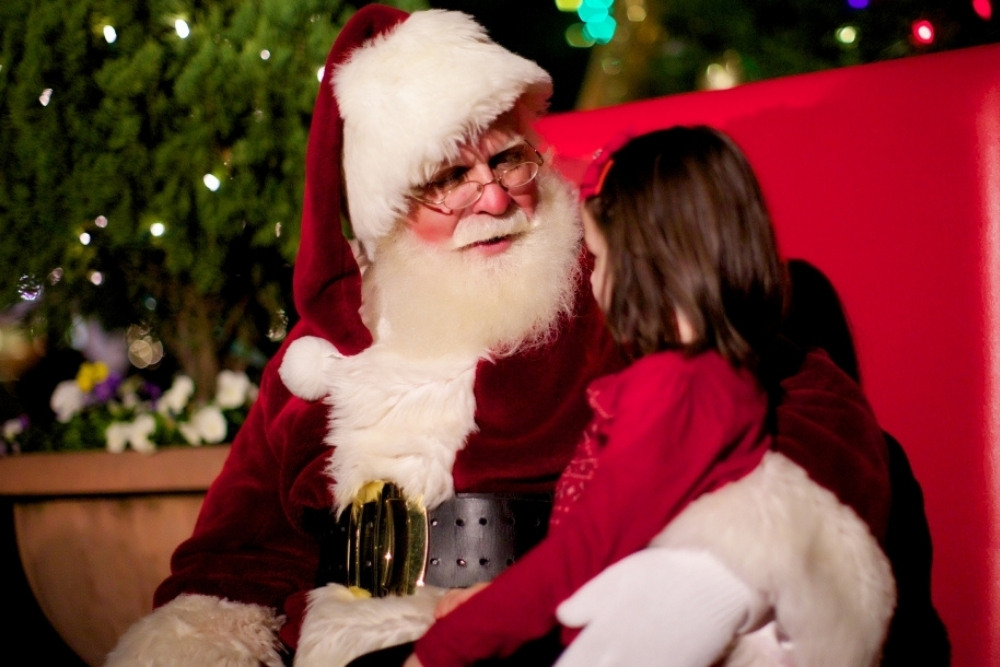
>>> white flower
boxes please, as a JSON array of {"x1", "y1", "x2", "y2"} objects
[
  {"x1": 51, "y1": 380, "x2": 86, "y2": 423},
  {"x1": 119, "y1": 384, "x2": 140, "y2": 409},
  {"x1": 215, "y1": 370, "x2": 251, "y2": 409},
  {"x1": 159, "y1": 375, "x2": 195, "y2": 415},
  {"x1": 191, "y1": 405, "x2": 227, "y2": 444},
  {"x1": 105, "y1": 415, "x2": 157, "y2": 454},
  {"x1": 3, "y1": 418, "x2": 25, "y2": 441},
  {"x1": 178, "y1": 421, "x2": 201, "y2": 446},
  {"x1": 105, "y1": 422, "x2": 130, "y2": 453},
  {"x1": 129, "y1": 413, "x2": 157, "y2": 453}
]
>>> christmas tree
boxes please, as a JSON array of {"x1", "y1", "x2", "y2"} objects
[{"x1": 0, "y1": 0, "x2": 424, "y2": 406}]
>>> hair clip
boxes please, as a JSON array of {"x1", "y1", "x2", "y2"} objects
[
  {"x1": 578, "y1": 131, "x2": 634, "y2": 202},
  {"x1": 579, "y1": 150, "x2": 614, "y2": 201}
]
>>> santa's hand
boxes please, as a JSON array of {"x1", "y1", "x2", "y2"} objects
[
  {"x1": 554, "y1": 549, "x2": 765, "y2": 667},
  {"x1": 435, "y1": 582, "x2": 489, "y2": 619}
]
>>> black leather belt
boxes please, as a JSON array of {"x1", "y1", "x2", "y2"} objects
[{"x1": 308, "y1": 481, "x2": 552, "y2": 596}]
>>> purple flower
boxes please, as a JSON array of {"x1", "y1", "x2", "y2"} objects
[
  {"x1": 93, "y1": 373, "x2": 123, "y2": 402},
  {"x1": 143, "y1": 381, "x2": 163, "y2": 401}
]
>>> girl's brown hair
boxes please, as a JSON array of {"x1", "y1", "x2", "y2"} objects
[{"x1": 585, "y1": 125, "x2": 786, "y2": 377}]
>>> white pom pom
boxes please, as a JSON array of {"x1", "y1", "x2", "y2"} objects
[{"x1": 279, "y1": 336, "x2": 339, "y2": 400}]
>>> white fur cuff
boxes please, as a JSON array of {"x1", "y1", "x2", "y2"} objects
[
  {"x1": 105, "y1": 594, "x2": 285, "y2": 667},
  {"x1": 294, "y1": 584, "x2": 445, "y2": 666}
]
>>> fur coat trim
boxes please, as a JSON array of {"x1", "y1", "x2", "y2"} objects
[
  {"x1": 105, "y1": 594, "x2": 285, "y2": 667},
  {"x1": 653, "y1": 451, "x2": 896, "y2": 666}
]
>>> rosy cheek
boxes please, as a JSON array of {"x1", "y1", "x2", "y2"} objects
[{"x1": 408, "y1": 212, "x2": 459, "y2": 245}]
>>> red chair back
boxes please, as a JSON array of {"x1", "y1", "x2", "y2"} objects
[{"x1": 535, "y1": 44, "x2": 1000, "y2": 666}]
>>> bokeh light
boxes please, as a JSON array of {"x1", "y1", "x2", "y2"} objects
[{"x1": 912, "y1": 20, "x2": 935, "y2": 45}]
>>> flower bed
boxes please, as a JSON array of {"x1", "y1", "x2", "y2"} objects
[{"x1": 3, "y1": 360, "x2": 256, "y2": 455}]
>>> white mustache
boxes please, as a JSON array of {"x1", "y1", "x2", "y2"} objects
[{"x1": 450, "y1": 210, "x2": 534, "y2": 249}]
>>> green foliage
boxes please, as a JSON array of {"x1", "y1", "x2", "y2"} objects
[{"x1": 0, "y1": 0, "x2": 425, "y2": 392}]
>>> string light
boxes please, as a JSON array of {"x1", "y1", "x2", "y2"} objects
[
  {"x1": 579, "y1": 0, "x2": 617, "y2": 44},
  {"x1": 17, "y1": 275, "x2": 41, "y2": 301},
  {"x1": 174, "y1": 19, "x2": 190, "y2": 39},
  {"x1": 625, "y1": 0, "x2": 647, "y2": 22},
  {"x1": 911, "y1": 19, "x2": 935, "y2": 45},
  {"x1": 836, "y1": 25, "x2": 859, "y2": 45},
  {"x1": 268, "y1": 309, "x2": 289, "y2": 342},
  {"x1": 79, "y1": 232, "x2": 92, "y2": 245},
  {"x1": 699, "y1": 51, "x2": 744, "y2": 91},
  {"x1": 203, "y1": 174, "x2": 221, "y2": 191},
  {"x1": 973, "y1": 0, "x2": 992, "y2": 20},
  {"x1": 127, "y1": 326, "x2": 164, "y2": 368},
  {"x1": 103, "y1": 25, "x2": 117, "y2": 44},
  {"x1": 39, "y1": 88, "x2": 52, "y2": 106},
  {"x1": 564, "y1": 24, "x2": 594, "y2": 48},
  {"x1": 150, "y1": 221, "x2": 166, "y2": 237},
  {"x1": 847, "y1": 0, "x2": 869, "y2": 9}
]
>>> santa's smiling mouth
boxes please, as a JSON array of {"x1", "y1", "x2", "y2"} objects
[
  {"x1": 461, "y1": 232, "x2": 523, "y2": 252},
  {"x1": 472, "y1": 236, "x2": 507, "y2": 247}
]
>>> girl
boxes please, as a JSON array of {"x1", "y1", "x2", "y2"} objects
[{"x1": 407, "y1": 126, "x2": 893, "y2": 667}]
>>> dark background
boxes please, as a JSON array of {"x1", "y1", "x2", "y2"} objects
[{"x1": 429, "y1": 1, "x2": 592, "y2": 112}]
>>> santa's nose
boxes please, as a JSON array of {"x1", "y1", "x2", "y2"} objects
[{"x1": 471, "y1": 179, "x2": 512, "y2": 215}]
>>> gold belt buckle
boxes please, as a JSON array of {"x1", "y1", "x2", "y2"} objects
[{"x1": 344, "y1": 481, "x2": 428, "y2": 597}]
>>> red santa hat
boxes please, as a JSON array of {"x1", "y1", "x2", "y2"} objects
[{"x1": 291, "y1": 5, "x2": 553, "y2": 358}]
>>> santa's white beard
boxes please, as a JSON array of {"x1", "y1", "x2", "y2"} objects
[{"x1": 362, "y1": 169, "x2": 582, "y2": 359}]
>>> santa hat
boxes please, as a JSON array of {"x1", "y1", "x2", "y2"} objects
[{"x1": 291, "y1": 5, "x2": 553, "y2": 356}]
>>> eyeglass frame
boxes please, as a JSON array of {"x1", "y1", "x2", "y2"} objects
[{"x1": 408, "y1": 143, "x2": 544, "y2": 213}]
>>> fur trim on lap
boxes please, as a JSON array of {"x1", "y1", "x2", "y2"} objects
[
  {"x1": 105, "y1": 594, "x2": 285, "y2": 667},
  {"x1": 652, "y1": 452, "x2": 896, "y2": 667},
  {"x1": 294, "y1": 584, "x2": 444, "y2": 666}
]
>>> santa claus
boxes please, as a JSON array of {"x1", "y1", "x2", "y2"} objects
[{"x1": 108, "y1": 6, "x2": 895, "y2": 666}]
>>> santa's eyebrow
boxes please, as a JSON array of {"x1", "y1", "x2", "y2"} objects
[
  {"x1": 487, "y1": 141, "x2": 530, "y2": 168},
  {"x1": 421, "y1": 135, "x2": 528, "y2": 184}
]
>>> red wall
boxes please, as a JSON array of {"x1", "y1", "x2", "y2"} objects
[{"x1": 535, "y1": 44, "x2": 1000, "y2": 666}]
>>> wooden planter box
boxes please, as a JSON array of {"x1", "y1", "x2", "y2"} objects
[{"x1": 0, "y1": 446, "x2": 230, "y2": 666}]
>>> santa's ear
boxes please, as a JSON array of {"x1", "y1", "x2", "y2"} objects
[{"x1": 279, "y1": 336, "x2": 340, "y2": 400}]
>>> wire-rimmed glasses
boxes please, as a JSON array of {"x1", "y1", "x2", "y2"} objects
[{"x1": 409, "y1": 144, "x2": 543, "y2": 212}]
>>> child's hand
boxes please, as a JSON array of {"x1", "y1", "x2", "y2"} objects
[
  {"x1": 434, "y1": 582, "x2": 489, "y2": 619},
  {"x1": 403, "y1": 654, "x2": 423, "y2": 667}
]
